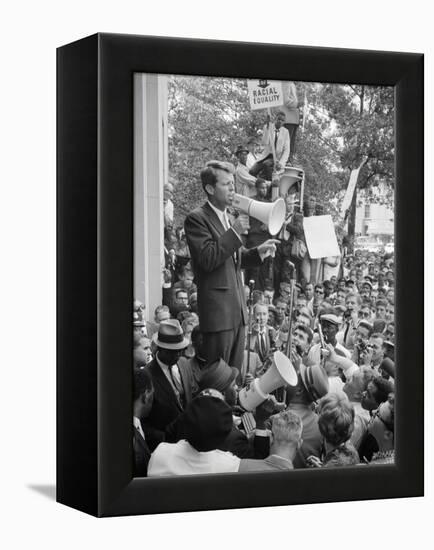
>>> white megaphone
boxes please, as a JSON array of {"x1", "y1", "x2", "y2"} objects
[
  {"x1": 232, "y1": 194, "x2": 286, "y2": 236},
  {"x1": 279, "y1": 166, "x2": 304, "y2": 196},
  {"x1": 238, "y1": 351, "x2": 298, "y2": 411}
]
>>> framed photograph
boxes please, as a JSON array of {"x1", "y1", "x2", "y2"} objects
[{"x1": 57, "y1": 33, "x2": 423, "y2": 517}]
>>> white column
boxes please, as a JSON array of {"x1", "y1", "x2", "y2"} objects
[{"x1": 134, "y1": 73, "x2": 168, "y2": 320}]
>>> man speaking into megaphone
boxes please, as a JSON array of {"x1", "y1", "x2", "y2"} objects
[{"x1": 184, "y1": 160, "x2": 281, "y2": 373}]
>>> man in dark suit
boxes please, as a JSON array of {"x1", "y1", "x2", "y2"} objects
[
  {"x1": 184, "y1": 160, "x2": 279, "y2": 371},
  {"x1": 249, "y1": 302, "x2": 277, "y2": 363},
  {"x1": 143, "y1": 319, "x2": 199, "y2": 451}
]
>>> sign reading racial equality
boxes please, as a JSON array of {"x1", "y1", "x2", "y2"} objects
[
  {"x1": 303, "y1": 215, "x2": 341, "y2": 259},
  {"x1": 247, "y1": 79, "x2": 284, "y2": 110}
]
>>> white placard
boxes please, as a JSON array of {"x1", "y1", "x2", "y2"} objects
[
  {"x1": 247, "y1": 79, "x2": 284, "y2": 110},
  {"x1": 303, "y1": 215, "x2": 341, "y2": 259}
]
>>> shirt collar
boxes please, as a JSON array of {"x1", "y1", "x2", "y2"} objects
[{"x1": 207, "y1": 200, "x2": 228, "y2": 227}]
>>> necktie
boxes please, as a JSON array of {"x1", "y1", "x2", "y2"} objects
[
  {"x1": 274, "y1": 129, "x2": 279, "y2": 148},
  {"x1": 260, "y1": 331, "x2": 266, "y2": 359},
  {"x1": 170, "y1": 364, "x2": 184, "y2": 407}
]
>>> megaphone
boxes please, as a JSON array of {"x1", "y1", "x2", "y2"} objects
[
  {"x1": 238, "y1": 351, "x2": 298, "y2": 411},
  {"x1": 232, "y1": 194, "x2": 286, "y2": 236},
  {"x1": 279, "y1": 166, "x2": 304, "y2": 196}
]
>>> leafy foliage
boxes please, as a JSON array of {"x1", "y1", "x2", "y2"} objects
[{"x1": 167, "y1": 76, "x2": 394, "y2": 231}]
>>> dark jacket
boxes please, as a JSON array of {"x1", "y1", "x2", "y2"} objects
[
  {"x1": 143, "y1": 357, "x2": 198, "y2": 451},
  {"x1": 184, "y1": 202, "x2": 262, "y2": 333}
]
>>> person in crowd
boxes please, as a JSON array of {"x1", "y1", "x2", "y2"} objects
[
  {"x1": 284, "y1": 323, "x2": 330, "y2": 467},
  {"x1": 249, "y1": 111, "x2": 290, "y2": 180},
  {"x1": 143, "y1": 320, "x2": 199, "y2": 451},
  {"x1": 360, "y1": 376, "x2": 394, "y2": 415},
  {"x1": 375, "y1": 299, "x2": 388, "y2": 321},
  {"x1": 246, "y1": 137, "x2": 259, "y2": 170},
  {"x1": 133, "y1": 367, "x2": 154, "y2": 477},
  {"x1": 239, "y1": 410, "x2": 303, "y2": 472},
  {"x1": 147, "y1": 391, "x2": 240, "y2": 476},
  {"x1": 184, "y1": 160, "x2": 279, "y2": 371},
  {"x1": 133, "y1": 332, "x2": 153, "y2": 367},
  {"x1": 168, "y1": 288, "x2": 190, "y2": 318},
  {"x1": 249, "y1": 302, "x2": 277, "y2": 363},
  {"x1": 146, "y1": 305, "x2": 171, "y2": 340},
  {"x1": 359, "y1": 391, "x2": 395, "y2": 463},
  {"x1": 338, "y1": 292, "x2": 361, "y2": 350},
  {"x1": 178, "y1": 324, "x2": 207, "y2": 385},
  {"x1": 384, "y1": 321, "x2": 395, "y2": 343},
  {"x1": 307, "y1": 392, "x2": 360, "y2": 468},
  {"x1": 244, "y1": 178, "x2": 273, "y2": 290},
  {"x1": 273, "y1": 81, "x2": 300, "y2": 164},
  {"x1": 172, "y1": 266, "x2": 197, "y2": 297},
  {"x1": 234, "y1": 145, "x2": 264, "y2": 198},
  {"x1": 198, "y1": 358, "x2": 254, "y2": 458},
  {"x1": 351, "y1": 320, "x2": 374, "y2": 366}
]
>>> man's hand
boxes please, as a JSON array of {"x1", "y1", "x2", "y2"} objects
[
  {"x1": 232, "y1": 214, "x2": 250, "y2": 235},
  {"x1": 360, "y1": 345, "x2": 373, "y2": 366},
  {"x1": 275, "y1": 161, "x2": 282, "y2": 171},
  {"x1": 257, "y1": 239, "x2": 280, "y2": 260},
  {"x1": 290, "y1": 349, "x2": 302, "y2": 372}
]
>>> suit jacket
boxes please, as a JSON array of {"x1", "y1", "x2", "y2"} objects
[
  {"x1": 184, "y1": 202, "x2": 262, "y2": 333},
  {"x1": 143, "y1": 357, "x2": 198, "y2": 451},
  {"x1": 249, "y1": 325, "x2": 276, "y2": 363},
  {"x1": 133, "y1": 425, "x2": 151, "y2": 477},
  {"x1": 257, "y1": 123, "x2": 290, "y2": 167}
]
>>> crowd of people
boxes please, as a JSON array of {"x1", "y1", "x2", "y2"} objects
[{"x1": 133, "y1": 110, "x2": 395, "y2": 478}]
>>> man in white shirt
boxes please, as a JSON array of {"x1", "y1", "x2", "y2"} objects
[
  {"x1": 249, "y1": 112, "x2": 290, "y2": 181},
  {"x1": 234, "y1": 145, "x2": 262, "y2": 198}
]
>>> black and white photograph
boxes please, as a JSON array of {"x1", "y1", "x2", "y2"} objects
[{"x1": 133, "y1": 74, "x2": 397, "y2": 477}]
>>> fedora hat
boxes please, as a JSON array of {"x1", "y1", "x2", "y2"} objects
[
  {"x1": 152, "y1": 319, "x2": 189, "y2": 350},
  {"x1": 299, "y1": 363, "x2": 329, "y2": 402},
  {"x1": 199, "y1": 358, "x2": 238, "y2": 393}
]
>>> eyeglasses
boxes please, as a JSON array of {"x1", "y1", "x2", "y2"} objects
[
  {"x1": 359, "y1": 311, "x2": 371, "y2": 318},
  {"x1": 315, "y1": 289, "x2": 324, "y2": 294}
]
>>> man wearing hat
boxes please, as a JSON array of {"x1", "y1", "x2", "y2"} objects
[
  {"x1": 198, "y1": 358, "x2": 253, "y2": 458},
  {"x1": 148, "y1": 391, "x2": 241, "y2": 476},
  {"x1": 234, "y1": 145, "x2": 263, "y2": 198},
  {"x1": 142, "y1": 320, "x2": 199, "y2": 451},
  {"x1": 184, "y1": 161, "x2": 279, "y2": 374}
]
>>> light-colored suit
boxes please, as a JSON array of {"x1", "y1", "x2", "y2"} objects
[{"x1": 257, "y1": 123, "x2": 290, "y2": 168}]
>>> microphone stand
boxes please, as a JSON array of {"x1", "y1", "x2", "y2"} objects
[
  {"x1": 246, "y1": 279, "x2": 255, "y2": 384},
  {"x1": 283, "y1": 261, "x2": 296, "y2": 404}
]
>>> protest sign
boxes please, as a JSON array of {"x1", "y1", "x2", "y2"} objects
[
  {"x1": 303, "y1": 215, "x2": 340, "y2": 259},
  {"x1": 247, "y1": 79, "x2": 284, "y2": 110}
]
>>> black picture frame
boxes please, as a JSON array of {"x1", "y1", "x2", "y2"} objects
[{"x1": 57, "y1": 33, "x2": 424, "y2": 517}]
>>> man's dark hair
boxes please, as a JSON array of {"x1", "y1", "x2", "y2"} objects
[
  {"x1": 154, "y1": 304, "x2": 169, "y2": 318},
  {"x1": 371, "y1": 377, "x2": 394, "y2": 406},
  {"x1": 358, "y1": 320, "x2": 374, "y2": 337},
  {"x1": 200, "y1": 160, "x2": 234, "y2": 193},
  {"x1": 376, "y1": 299, "x2": 388, "y2": 309},
  {"x1": 314, "y1": 283, "x2": 324, "y2": 292},
  {"x1": 275, "y1": 110, "x2": 286, "y2": 119},
  {"x1": 294, "y1": 323, "x2": 313, "y2": 343},
  {"x1": 133, "y1": 367, "x2": 153, "y2": 401},
  {"x1": 175, "y1": 288, "x2": 188, "y2": 299}
]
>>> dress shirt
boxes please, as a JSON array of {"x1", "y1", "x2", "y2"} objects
[{"x1": 207, "y1": 200, "x2": 242, "y2": 242}]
